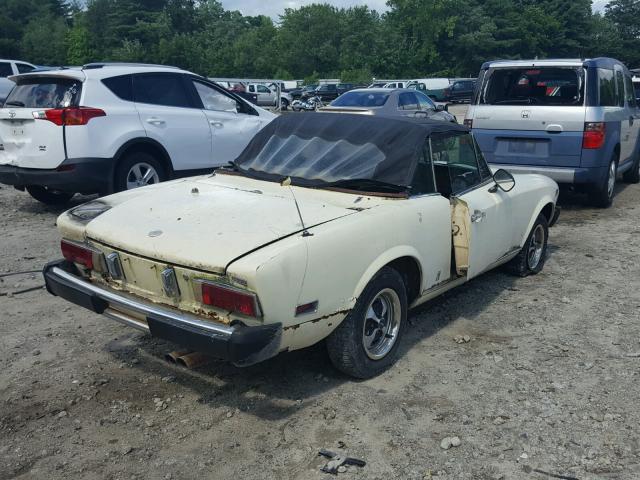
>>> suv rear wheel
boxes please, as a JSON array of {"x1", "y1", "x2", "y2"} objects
[
  {"x1": 590, "y1": 157, "x2": 617, "y2": 208},
  {"x1": 114, "y1": 152, "x2": 166, "y2": 192},
  {"x1": 26, "y1": 186, "x2": 74, "y2": 205}
]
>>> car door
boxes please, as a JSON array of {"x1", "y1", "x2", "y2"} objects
[
  {"x1": 615, "y1": 66, "x2": 634, "y2": 164},
  {"x1": 431, "y1": 132, "x2": 514, "y2": 278},
  {"x1": 415, "y1": 91, "x2": 438, "y2": 118},
  {"x1": 133, "y1": 72, "x2": 211, "y2": 172},
  {"x1": 397, "y1": 92, "x2": 421, "y2": 117},
  {"x1": 623, "y1": 73, "x2": 640, "y2": 162},
  {"x1": 190, "y1": 78, "x2": 266, "y2": 167},
  {"x1": 255, "y1": 85, "x2": 274, "y2": 106}
]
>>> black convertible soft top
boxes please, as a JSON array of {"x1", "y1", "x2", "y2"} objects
[{"x1": 233, "y1": 113, "x2": 468, "y2": 188}]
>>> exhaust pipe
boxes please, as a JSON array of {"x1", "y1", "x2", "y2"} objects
[
  {"x1": 176, "y1": 352, "x2": 212, "y2": 369},
  {"x1": 165, "y1": 350, "x2": 192, "y2": 363}
]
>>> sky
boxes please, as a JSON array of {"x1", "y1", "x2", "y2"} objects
[{"x1": 221, "y1": 0, "x2": 610, "y2": 19}]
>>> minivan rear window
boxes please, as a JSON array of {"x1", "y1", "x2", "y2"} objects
[
  {"x1": 480, "y1": 67, "x2": 584, "y2": 106},
  {"x1": 4, "y1": 77, "x2": 81, "y2": 108}
]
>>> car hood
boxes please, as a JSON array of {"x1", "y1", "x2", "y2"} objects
[{"x1": 84, "y1": 175, "x2": 358, "y2": 274}]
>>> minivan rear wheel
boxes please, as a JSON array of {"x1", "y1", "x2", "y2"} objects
[
  {"x1": 114, "y1": 152, "x2": 166, "y2": 192},
  {"x1": 590, "y1": 157, "x2": 616, "y2": 208},
  {"x1": 26, "y1": 185, "x2": 74, "y2": 205}
]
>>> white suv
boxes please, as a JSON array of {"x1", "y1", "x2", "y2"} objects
[{"x1": 0, "y1": 63, "x2": 276, "y2": 204}]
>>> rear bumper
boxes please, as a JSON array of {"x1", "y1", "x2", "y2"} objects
[
  {"x1": 489, "y1": 163, "x2": 607, "y2": 185},
  {"x1": 0, "y1": 157, "x2": 113, "y2": 193},
  {"x1": 43, "y1": 260, "x2": 282, "y2": 366}
]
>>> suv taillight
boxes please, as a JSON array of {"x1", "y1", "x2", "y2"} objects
[
  {"x1": 199, "y1": 281, "x2": 261, "y2": 318},
  {"x1": 583, "y1": 122, "x2": 606, "y2": 149},
  {"x1": 34, "y1": 107, "x2": 106, "y2": 126}
]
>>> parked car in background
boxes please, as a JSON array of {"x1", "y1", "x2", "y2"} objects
[
  {"x1": 466, "y1": 58, "x2": 640, "y2": 207},
  {"x1": 0, "y1": 63, "x2": 275, "y2": 204},
  {"x1": 407, "y1": 78, "x2": 451, "y2": 101},
  {"x1": 633, "y1": 75, "x2": 640, "y2": 102},
  {"x1": 313, "y1": 83, "x2": 340, "y2": 102},
  {"x1": 444, "y1": 79, "x2": 476, "y2": 103},
  {"x1": 383, "y1": 81, "x2": 407, "y2": 89},
  {"x1": 0, "y1": 59, "x2": 36, "y2": 103},
  {"x1": 44, "y1": 113, "x2": 559, "y2": 379},
  {"x1": 246, "y1": 83, "x2": 293, "y2": 109},
  {"x1": 367, "y1": 81, "x2": 388, "y2": 88},
  {"x1": 337, "y1": 83, "x2": 358, "y2": 95},
  {"x1": 228, "y1": 83, "x2": 259, "y2": 105},
  {"x1": 321, "y1": 88, "x2": 457, "y2": 123}
]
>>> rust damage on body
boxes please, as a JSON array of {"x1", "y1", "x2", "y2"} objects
[{"x1": 283, "y1": 308, "x2": 351, "y2": 331}]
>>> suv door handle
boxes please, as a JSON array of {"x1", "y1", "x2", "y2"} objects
[
  {"x1": 146, "y1": 117, "x2": 165, "y2": 125},
  {"x1": 546, "y1": 124, "x2": 563, "y2": 133},
  {"x1": 470, "y1": 209, "x2": 486, "y2": 223},
  {"x1": 209, "y1": 121, "x2": 224, "y2": 128}
]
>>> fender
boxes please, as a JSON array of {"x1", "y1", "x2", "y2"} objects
[
  {"x1": 351, "y1": 246, "x2": 424, "y2": 305},
  {"x1": 518, "y1": 195, "x2": 557, "y2": 247}
]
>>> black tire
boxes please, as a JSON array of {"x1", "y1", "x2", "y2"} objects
[
  {"x1": 26, "y1": 185, "x2": 74, "y2": 205},
  {"x1": 326, "y1": 266, "x2": 407, "y2": 379},
  {"x1": 114, "y1": 151, "x2": 166, "y2": 193},
  {"x1": 280, "y1": 98, "x2": 289, "y2": 111},
  {"x1": 622, "y1": 152, "x2": 640, "y2": 184},
  {"x1": 505, "y1": 213, "x2": 549, "y2": 277},
  {"x1": 589, "y1": 157, "x2": 617, "y2": 208}
]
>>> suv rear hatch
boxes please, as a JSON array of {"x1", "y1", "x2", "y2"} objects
[
  {"x1": 0, "y1": 72, "x2": 84, "y2": 169},
  {"x1": 472, "y1": 64, "x2": 586, "y2": 168}
]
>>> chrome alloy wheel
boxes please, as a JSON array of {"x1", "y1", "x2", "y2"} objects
[
  {"x1": 607, "y1": 160, "x2": 616, "y2": 199},
  {"x1": 362, "y1": 288, "x2": 402, "y2": 360},
  {"x1": 527, "y1": 224, "x2": 546, "y2": 270},
  {"x1": 126, "y1": 162, "x2": 160, "y2": 190}
]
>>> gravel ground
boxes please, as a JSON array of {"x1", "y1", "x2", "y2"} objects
[{"x1": 1, "y1": 157, "x2": 640, "y2": 479}]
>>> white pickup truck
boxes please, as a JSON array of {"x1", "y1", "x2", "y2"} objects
[{"x1": 246, "y1": 83, "x2": 293, "y2": 110}]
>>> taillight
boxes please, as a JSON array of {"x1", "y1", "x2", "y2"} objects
[
  {"x1": 200, "y1": 282, "x2": 261, "y2": 318},
  {"x1": 33, "y1": 107, "x2": 106, "y2": 126},
  {"x1": 583, "y1": 122, "x2": 606, "y2": 149},
  {"x1": 463, "y1": 119, "x2": 473, "y2": 128},
  {"x1": 61, "y1": 239, "x2": 98, "y2": 269}
]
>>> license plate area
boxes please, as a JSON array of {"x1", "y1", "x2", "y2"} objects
[{"x1": 508, "y1": 139, "x2": 539, "y2": 154}]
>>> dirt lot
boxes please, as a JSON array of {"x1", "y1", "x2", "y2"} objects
[{"x1": 2, "y1": 162, "x2": 640, "y2": 480}]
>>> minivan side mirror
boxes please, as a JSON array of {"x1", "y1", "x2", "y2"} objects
[{"x1": 490, "y1": 168, "x2": 516, "y2": 192}]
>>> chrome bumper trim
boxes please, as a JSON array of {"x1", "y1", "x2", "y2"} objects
[{"x1": 490, "y1": 164, "x2": 576, "y2": 183}]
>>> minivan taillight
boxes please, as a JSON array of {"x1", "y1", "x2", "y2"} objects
[
  {"x1": 33, "y1": 107, "x2": 106, "y2": 126},
  {"x1": 199, "y1": 281, "x2": 261, "y2": 318},
  {"x1": 583, "y1": 122, "x2": 606, "y2": 149}
]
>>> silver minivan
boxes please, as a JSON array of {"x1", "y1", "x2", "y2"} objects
[{"x1": 465, "y1": 58, "x2": 640, "y2": 207}]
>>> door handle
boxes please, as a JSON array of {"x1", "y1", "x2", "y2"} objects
[
  {"x1": 209, "y1": 121, "x2": 224, "y2": 128},
  {"x1": 470, "y1": 209, "x2": 486, "y2": 223},
  {"x1": 546, "y1": 124, "x2": 563, "y2": 133},
  {"x1": 146, "y1": 117, "x2": 165, "y2": 125}
]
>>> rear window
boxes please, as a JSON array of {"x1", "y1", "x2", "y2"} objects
[
  {"x1": 16, "y1": 63, "x2": 35, "y2": 74},
  {"x1": 102, "y1": 75, "x2": 133, "y2": 101},
  {"x1": 331, "y1": 91, "x2": 389, "y2": 107},
  {"x1": 598, "y1": 68, "x2": 617, "y2": 107},
  {"x1": 481, "y1": 67, "x2": 584, "y2": 106},
  {"x1": 4, "y1": 77, "x2": 81, "y2": 108},
  {"x1": 133, "y1": 73, "x2": 192, "y2": 108}
]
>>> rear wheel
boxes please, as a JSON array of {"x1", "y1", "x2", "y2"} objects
[
  {"x1": 590, "y1": 157, "x2": 617, "y2": 208},
  {"x1": 26, "y1": 185, "x2": 74, "y2": 205},
  {"x1": 280, "y1": 98, "x2": 289, "y2": 110},
  {"x1": 505, "y1": 213, "x2": 549, "y2": 277},
  {"x1": 326, "y1": 267, "x2": 407, "y2": 379},
  {"x1": 114, "y1": 152, "x2": 166, "y2": 193}
]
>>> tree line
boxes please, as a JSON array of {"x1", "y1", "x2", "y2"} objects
[{"x1": 1, "y1": 0, "x2": 638, "y2": 84}]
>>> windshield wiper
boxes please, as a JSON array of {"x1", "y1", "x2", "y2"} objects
[
  {"x1": 4, "y1": 100, "x2": 25, "y2": 107},
  {"x1": 321, "y1": 178, "x2": 407, "y2": 193}
]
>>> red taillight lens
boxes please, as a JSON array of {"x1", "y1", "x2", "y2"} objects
[
  {"x1": 61, "y1": 239, "x2": 95, "y2": 269},
  {"x1": 583, "y1": 122, "x2": 606, "y2": 149},
  {"x1": 463, "y1": 119, "x2": 473, "y2": 128},
  {"x1": 200, "y1": 282, "x2": 260, "y2": 317},
  {"x1": 34, "y1": 107, "x2": 106, "y2": 126}
]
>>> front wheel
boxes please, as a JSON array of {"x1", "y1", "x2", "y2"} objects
[
  {"x1": 505, "y1": 213, "x2": 549, "y2": 277},
  {"x1": 326, "y1": 267, "x2": 407, "y2": 379},
  {"x1": 280, "y1": 98, "x2": 289, "y2": 110},
  {"x1": 26, "y1": 185, "x2": 74, "y2": 205}
]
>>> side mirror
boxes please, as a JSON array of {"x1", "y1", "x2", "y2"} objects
[
  {"x1": 491, "y1": 168, "x2": 515, "y2": 192},
  {"x1": 436, "y1": 104, "x2": 446, "y2": 112}
]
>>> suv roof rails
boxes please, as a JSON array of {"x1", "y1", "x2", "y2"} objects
[{"x1": 82, "y1": 62, "x2": 181, "y2": 70}]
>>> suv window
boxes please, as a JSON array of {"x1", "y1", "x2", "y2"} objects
[
  {"x1": 431, "y1": 133, "x2": 482, "y2": 197},
  {"x1": 398, "y1": 92, "x2": 419, "y2": 110},
  {"x1": 4, "y1": 77, "x2": 81, "y2": 108},
  {"x1": 16, "y1": 63, "x2": 35, "y2": 74},
  {"x1": 482, "y1": 67, "x2": 584, "y2": 106},
  {"x1": 134, "y1": 74, "x2": 192, "y2": 108},
  {"x1": 193, "y1": 80, "x2": 239, "y2": 112},
  {"x1": 0, "y1": 62, "x2": 12, "y2": 77},
  {"x1": 410, "y1": 141, "x2": 436, "y2": 196},
  {"x1": 598, "y1": 68, "x2": 617, "y2": 107},
  {"x1": 102, "y1": 75, "x2": 133, "y2": 101},
  {"x1": 415, "y1": 91, "x2": 435, "y2": 110},
  {"x1": 624, "y1": 75, "x2": 637, "y2": 108},
  {"x1": 615, "y1": 70, "x2": 625, "y2": 107}
]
